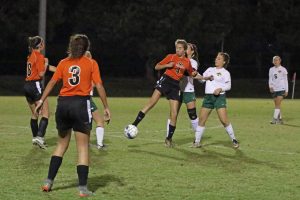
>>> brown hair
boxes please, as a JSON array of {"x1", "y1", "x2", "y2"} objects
[
  {"x1": 175, "y1": 39, "x2": 188, "y2": 50},
  {"x1": 28, "y1": 36, "x2": 43, "y2": 54},
  {"x1": 218, "y1": 52, "x2": 230, "y2": 68},
  {"x1": 188, "y1": 43, "x2": 199, "y2": 64},
  {"x1": 67, "y1": 34, "x2": 90, "y2": 58}
]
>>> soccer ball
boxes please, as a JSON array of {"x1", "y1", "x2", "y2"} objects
[{"x1": 124, "y1": 124, "x2": 138, "y2": 139}]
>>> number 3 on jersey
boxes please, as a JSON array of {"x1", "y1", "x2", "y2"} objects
[{"x1": 68, "y1": 66, "x2": 81, "y2": 86}]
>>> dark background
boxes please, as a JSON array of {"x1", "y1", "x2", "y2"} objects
[{"x1": 0, "y1": 0, "x2": 299, "y2": 97}]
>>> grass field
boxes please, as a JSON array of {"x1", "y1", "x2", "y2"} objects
[{"x1": 0, "y1": 97, "x2": 300, "y2": 200}]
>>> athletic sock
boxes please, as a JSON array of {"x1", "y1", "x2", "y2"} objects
[
  {"x1": 77, "y1": 165, "x2": 89, "y2": 186},
  {"x1": 191, "y1": 117, "x2": 199, "y2": 132},
  {"x1": 96, "y1": 126, "x2": 104, "y2": 146},
  {"x1": 37, "y1": 117, "x2": 48, "y2": 137},
  {"x1": 166, "y1": 119, "x2": 170, "y2": 137},
  {"x1": 225, "y1": 123, "x2": 236, "y2": 141},
  {"x1": 132, "y1": 111, "x2": 145, "y2": 126},
  {"x1": 273, "y1": 109, "x2": 280, "y2": 119},
  {"x1": 195, "y1": 126, "x2": 205, "y2": 143},
  {"x1": 47, "y1": 156, "x2": 63, "y2": 180},
  {"x1": 166, "y1": 124, "x2": 176, "y2": 140},
  {"x1": 30, "y1": 118, "x2": 38, "y2": 137}
]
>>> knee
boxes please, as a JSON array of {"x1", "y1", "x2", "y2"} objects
[{"x1": 187, "y1": 108, "x2": 197, "y2": 120}]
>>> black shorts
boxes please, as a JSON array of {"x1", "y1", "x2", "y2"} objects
[
  {"x1": 155, "y1": 75, "x2": 181, "y2": 101},
  {"x1": 55, "y1": 96, "x2": 92, "y2": 136},
  {"x1": 24, "y1": 80, "x2": 43, "y2": 104}
]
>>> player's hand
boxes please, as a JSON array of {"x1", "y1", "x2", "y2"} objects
[
  {"x1": 165, "y1": 62, "x2": 174, "y2": 68},
  {"x1": 191, "y1": 71, "x2": 198, "y2": 77},
  {"x1": 284, "y1": 92, "x2": 288, "y2": 97},
  {"x1": 34, "y1": 100, "x2": 43, "y2": 117},
  {"x1": 204, "y1": 75, "x2": 214, "y2": 81},
  {"x1": 103, "y1": 108, "x2": 111, "y2": 124},
  {"x1": 269, "y1": 87, "x2": 274, "y2": 93},
  {"x1": 213, "y1": 88, "x2": 222, "y2": 95}
]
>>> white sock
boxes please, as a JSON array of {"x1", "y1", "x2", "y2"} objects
[
  {"x1": 195, "y1": 126, "x2": 205, "y2": 143},
  {"x1": 96, "y1": 126, "x2": 104, "y2": 146},
  {"x1": 225, "y1": 123, "x2": 236, "y2": 141},
  {"x1": 191, "y1": 117, "x2": 199, "y2": 132},
  {"x1": 278, "y1": 112, "x2": 282, "y2": 119},
  {"x1": 166, "y1": 119, "x2": 170, "y2": 137},
  {"x1": 273, "y1": 109, "x2": 280, "y2": 119}
]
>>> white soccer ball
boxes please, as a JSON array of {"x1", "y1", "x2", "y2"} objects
[{"x1": 124, "y1": 124, "x2": 138, "y2": 139}]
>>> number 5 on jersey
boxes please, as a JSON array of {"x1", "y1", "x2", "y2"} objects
[{"x1": 68, "y1": 66, "x2": 81, "y2": 86}]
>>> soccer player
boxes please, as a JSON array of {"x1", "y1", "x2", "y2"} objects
[
  {"x1": 24, "y1": 36, "x2": 54, "y2": 149},
  {"x1": 167, "y1": 43, "x2": 200, "y2": 132},
  {"x1": 85, "y1": 51, "x2": 108, "y2": 149},
  {"x1": 268, "y1": 56, "x2": 288, "y2": 124},
  {"x1": 130, "y1": 39, "x2": 209, "y2": 147},
  {"x1": 35, "y1": 34, "x2": 111, "y2": 197},
  {"x1": 193, "y1": 52, "x2": 239, "y2": 148}
]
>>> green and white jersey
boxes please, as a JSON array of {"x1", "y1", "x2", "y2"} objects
[
  {"x1": 203, "y1": 67, "x2": 231, "y2": 94},
  {"x1": 268, "y1": 65, "x2": 288, "y2": 92},
  {"x1": 179, "y1": 58, "x2": 198, "y2": 92}
]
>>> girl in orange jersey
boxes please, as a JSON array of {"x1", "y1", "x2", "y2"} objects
[
  {"x1": 35, "y1": 34, "x2": 111, "y2": 197},
  {"x1": 24, "y1": 36, "x2": 54, "y2": 148},
  {"x1": 129, "y1": 39, "x2": 210, "y2": 147}
]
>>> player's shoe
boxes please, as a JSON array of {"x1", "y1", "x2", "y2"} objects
[
  {"x1": 191, "y1": 141, "x2": 202, "y2": 148},
  {"x1": 34, "y1": 136, "x2": 47, "y2": 149},
  {"x1": 32, "y1": 137, "x2": 37, "y2": 145},
  {"x1": 232, "y1": 139, "x2": 239, "y2": 149},
  {"x1": 270, "y1": 118, "x2": 278, "y2": 124},
  {"x1": 165, "y1": 138, "x2": 174, "y2": 148},
  {"x1": 277, "y1": 118, "x2": 284, "y2": 125},
  {"x1": 78, "y1": 185, "x2": 94, "y2": 197},
  {"x1": 41, "y1": 179, "x2": 53, "y2": 192},
  {"x1": 96, "y1": 144, "x2": 107, "y2": 150}
]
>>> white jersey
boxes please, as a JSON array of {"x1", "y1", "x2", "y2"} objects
[
  {"x1": 203, "y1": 67, "x2": 231, "y2": 94},
  {"x1": 268, "y1": 65, "x2": 288, "y2": 92},
  {"x1": 179, "y1": 58, "x2": 198, "y2": 92}
]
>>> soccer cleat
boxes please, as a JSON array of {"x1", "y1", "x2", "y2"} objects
[
  {"x1": 96, "y1": 144, "x2": 107, "y2": 150},
  {"x1": 232, "y1": 139, "x2": 239, "y2": 149},
  {"x1": 34, "y1": 136, "x2": 47, "y2": 149},
  {"x1": 41, "y1": 179, "x2": 53, "y2": 192},
  {"x1": 78, "y1": 185, "x2": 94, "y2": 197},
  {"x1": 277, "y1": 118, "x2": 284, "y2": 125},
  {"x1": 165, "y1": 138, "x2": 174, "y2": 148},
  {"x1": 191, "y1": 141, "x2": 202, "y2": 148},
  {"x1": 32, "y1": 137, "x2": 37, "y2": 145},
  {"x1": 270, "y1": 118, "x2": 278, "y2": 124}
]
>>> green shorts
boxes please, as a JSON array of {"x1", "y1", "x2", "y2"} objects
[
  {"x1": 271, "y1": 90, "x2": 285, "y2": 98},
  {"x1": 181, "y1": 92, "x2": 196, "y2": 104},
  {"x1": 90, "y1": 98, "x2": 98, "y2": 112},
  {"x1": 202, "y1": 94, "x2": 227, "y2": 109}
]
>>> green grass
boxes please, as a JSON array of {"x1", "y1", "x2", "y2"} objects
[{"x1": 0, "y1": 97, "x2": 300, "y2": 200}]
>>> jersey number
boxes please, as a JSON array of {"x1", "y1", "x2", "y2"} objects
[
  {"x1": 68, "y1": 66, "x2": 81, "y2": 86},
  {"x1": 274, "y1": 74, "x2": 278, "y2": 79},
  {"x1": 26, "y1": 63, "x2": 32, "y2": 77}
]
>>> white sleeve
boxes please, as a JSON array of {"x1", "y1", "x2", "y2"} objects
[
  {"x1": 191, "y1": 59, "x2": 198, "y2": 71},
  {"x1": 284, "y1": 68, "x2": 289, "y2": 92},
  {"x1": 203, "y1": 68, "x2": 210, "y2": 77},
  {"x1": 221, "y1": 71, "x2": 231, "y2": 91},
  {"x1": 268, "y1": 68, "x2": 273, "y2": 88}
]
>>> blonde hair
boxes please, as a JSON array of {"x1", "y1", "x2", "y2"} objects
[{"x1": 175, "y1": 39, "x2": 188, "y2": 50}]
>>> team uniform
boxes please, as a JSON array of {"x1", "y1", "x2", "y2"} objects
[
  {"x1": 24, "y1": 50, "x2": 46, "y2": 103},
  {"x1": 202, "y1": 67, "x2": 231, "y2": 109},
  {"x1": 155, "y1": 54, "x2": 195, "y2": 101},
  {"x1": 268, "y1": 65, "x2": 288, "y2": 98},
  {"x1": 51, "y1": 56, "x2": 102, "y2": 136}
]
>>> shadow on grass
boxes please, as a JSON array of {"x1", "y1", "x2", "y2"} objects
[
  {"x1": 281, "y1": 123, "x2": 300, "y2": 128},
  {"x1": 53, "y1": 174, "x2": 125, "y2": 192},
  {"x1": 20, "y1": 147, "x2": 51, "y2": 172}
]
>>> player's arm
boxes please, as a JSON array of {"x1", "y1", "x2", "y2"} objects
[
  {"x1": 37, "y1": 57, "x2": 47, "y2": 78},
  {"x1": 213, "y1": 71, "x2": 231, "y2": 95},
  {"x1": 155, "y1": 54, "x2": 174, "y2": 70},
  {"x1": 284, "y1": 69, "x2": 289, "y2": 96},
  {"x1": 268, "y1": 68, "x2": 274, "y2": 93},
  {"x1": 34, "y1": 79, "x2": 57, "y2": 115}
]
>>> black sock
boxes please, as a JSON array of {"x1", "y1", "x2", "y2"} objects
[
  {"x1": 132, "y1": 111, "x2": 145, "y2": 126},
  {"x1": 47, "y1": 156, "x2": 63, "y2": 180},
  {"x1": 77, "y1": 165, "x2": 89, "y2": 186},
  {"x1": 167, "y1": 124, "x2": 176, "y2": 140},
  {"x1": 30, "y1": 118, "x2": 38, "y2": 137},
  {"x1": 37, "y1": 117, "x2": 48, "y2": 137}
]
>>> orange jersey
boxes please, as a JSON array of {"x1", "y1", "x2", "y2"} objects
[
  {"x1": 52, "y1": 56, "x2": 102, "y2": 96},
  {"x1": 25, "y1": 50, "x2": 46, "y2": 81},
  {"x1": 158, "y1": 54, "x2": 194, "y2": 81}
]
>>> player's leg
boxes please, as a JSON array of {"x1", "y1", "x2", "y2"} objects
[
  {"x1": 92, "y1": 110, "x2": 106, "y2": 149},
  {"x1": 165, "y1": 99, "x2": 180, "y2": 147},
  {"x1": 35, "y1": 98, "x2": 49, "y2": 146},
  {"x1": 75, "y1": 131, "x2": 94, "y2": 197},
  {"x1": 42, "y1": 129, "x2": 72, "y2": 192},
  {"x1": 273, "y1": 95, "x2": 284, "y2": 124},
  {"x1": 132, "y1": 89, "x2": 161, "y2": 126},
  {"x1": 186, "y1": 100, "x2": 198, "y2": 132},
  {"x1": 166, "y1": 97, "x2": 182, "y2": 137},
  {"x1": 192, "y1": 107, "x2": 212, "y2": 147},
  {"x1": 27, "y1": 102, "x2": 39, "y2": 142},
  {"x1": 216, "y1": 108, "x2": 239, "y2": 148}
]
